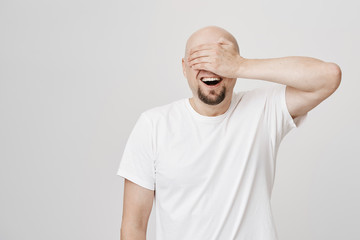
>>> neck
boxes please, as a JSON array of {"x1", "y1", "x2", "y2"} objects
[{"x1": 189, "y1": 93, "x2": 233, "y2": 117}]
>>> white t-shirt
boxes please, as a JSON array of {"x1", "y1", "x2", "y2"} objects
[{"x1": 117, "y1": 84, "x2": 307, "y2": 240}]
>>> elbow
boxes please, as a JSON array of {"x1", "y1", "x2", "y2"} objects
[
  {"x1": 320, "y1": 62, "x2": 341, "y2": 95},
  {"x1": 326, "y1": 62, "x2": 342, "y2": 92}
]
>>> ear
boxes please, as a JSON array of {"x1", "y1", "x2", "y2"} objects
[{"x1": 182, "y1": 58, "x2": 187, "y2": 78}]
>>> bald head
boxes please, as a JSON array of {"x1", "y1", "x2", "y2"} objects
[{"x1": 184, "y1": 26, "x2": 239, "y2": 58}]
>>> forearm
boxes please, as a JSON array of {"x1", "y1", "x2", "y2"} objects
[
  {"x1": 120, "y1": 225, "x2": 146, "y2": 240},
  {"x1": 236, "y1": 56, "x2": 341, "y2": 92}
]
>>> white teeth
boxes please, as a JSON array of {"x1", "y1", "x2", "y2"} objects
[{"x1": 201, "y1": 77, "x2": 221, "y2": 82}]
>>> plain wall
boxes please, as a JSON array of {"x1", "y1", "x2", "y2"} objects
[{"x1": 0, "y1": 0, "x2": 359, "y2": 239}]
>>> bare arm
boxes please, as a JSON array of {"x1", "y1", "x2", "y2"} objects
[
  {"x1": 188, "y1": 38, "x2": 342, "y2": 118},
  {"x1": 120, "y1": 179, "x2": 154, "y2": 240},
  {"x1": 234, "y1": 57, "x2": 341, "y2": 118},
  {"x1": 234, "y1": 57, "x2": 341, "y2": 93}
]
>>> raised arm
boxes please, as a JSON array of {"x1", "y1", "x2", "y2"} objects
[
  {"x1": 120, "y1": 179, "x2": 154, "y2": 240},
  {"x1": 187, "y1": 38, "x2": 342, "y2": 118},
  {"x1": 233, "y1": 56, "x2": 341, "y2": 118}
]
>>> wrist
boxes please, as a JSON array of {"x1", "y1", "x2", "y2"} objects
[{"x1": 236, "y1": 56, "x2": 248, "y2": 78}]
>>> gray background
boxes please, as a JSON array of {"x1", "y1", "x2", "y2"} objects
[{"x1": 0, "y1": 0, "x2": 359, "y2": 239}]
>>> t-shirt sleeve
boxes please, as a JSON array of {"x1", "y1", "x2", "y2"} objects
[
  {"x1": 264, "y1": 84, "x2": 308, "y2": 149},
  {"x1": 116, "y1": 112, "x2": 156, "y2": 191}
]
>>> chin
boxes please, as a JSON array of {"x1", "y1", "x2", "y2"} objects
[{"x1": 197, "y1": 86, "x2": 226, "y2": 105}]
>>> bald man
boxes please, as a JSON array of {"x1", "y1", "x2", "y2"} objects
[{"x1": 117, "y1": 26, "x2": 341, "y2": 240}]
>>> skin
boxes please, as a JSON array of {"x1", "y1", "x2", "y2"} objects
[
  {"x1": 183, "y1": 25, "x2": 342, "y2": 119},
  {"x1": 121, "y1": 25, "x2": 342, "y2": 239},
  {"x1": 121, "y1": 179, "x2": 153, "y2": 239},
  {"x1": 182, "y1": 26, "x2": 241, "y2": 117}
]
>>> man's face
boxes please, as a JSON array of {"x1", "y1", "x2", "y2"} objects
[
  {"x1": 182, "y1": 56, "x2": 237, "y2": 106},
  {"x1": 181, "y1": 28, "x2": 237, "y2": 106}
]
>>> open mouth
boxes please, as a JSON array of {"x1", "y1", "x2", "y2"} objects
[{"x1": 200, "y1": 77, "x2": 223, "y2": 86}]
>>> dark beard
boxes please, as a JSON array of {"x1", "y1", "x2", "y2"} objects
[{"x1": 197, "y1": 85, "x2": 226, "y2": 105}]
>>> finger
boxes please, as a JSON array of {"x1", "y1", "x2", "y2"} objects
[
  {"x1": 188, "y1": 57, "x2": 212, "y2": 66},
  {"x1": 189, "y1": 43, "x2": 218, "y2": 55},
  {"x1": 188, "y1": 50, "x2": 213, "y2": 61},
  {"x1": 191, "y1": 62, "x2": 214, "y2": 72}
]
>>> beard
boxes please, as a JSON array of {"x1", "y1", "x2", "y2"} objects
[{"x1": 197, "y1": 85, "x2": 226, "y2": 105}]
